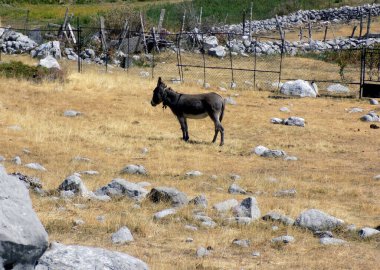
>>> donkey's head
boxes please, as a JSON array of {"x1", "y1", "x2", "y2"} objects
[{"x1": 151, "y1": 77, "x2": 166, "y2": 106}]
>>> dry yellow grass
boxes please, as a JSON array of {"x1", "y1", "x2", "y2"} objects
[{"x1": 0, "y1": 55, "x2": 379, "y2": 269}]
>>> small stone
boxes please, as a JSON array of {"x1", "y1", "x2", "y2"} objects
[
  {"x1": 284, "y1": 156, "x2": 298, "y2": 161},
  {"x1": 346, "y1": 224, "x2": 356, "y2": 232},
  {"x1": 200, "y1": 220, "x2": 217, "y2": 228},
  {"x1": 373, "y1": 175, "x2": 380, "y2": 181},
  {"x1": 210, "y1": 175, "x2": 218, "y2": 180},
  {"x1": 185, "y1": 170, "x2": 203, "y2": 177},
  {"x1": 111, "y1": 226, "x2": 134, "y2": 244},
  {"x1": 320, "y1": 238, "x2": 347, "y2": 245},
  {"x1": 228, "y1": 183, "x2": 246, "y2": 194},
  {"x1": 232, "y1": 239, "x2": 250, "y2": 248},
  {"x1": 60, "y1": 190, "x2": 75, "y2": 198},
  {"x1": 23, "y1": 149, "x2": 31, "y2": 154},
  {"x1": 141, "y1": 147, "x2": 149, "y2": 154},
  {"x1": 153, "y1": 208, "x2": 176, "y2": 220},
  {"x1": 148, "y1": 186, "x2": 188, "y2": 207},
  {"x1": 185, "y1": 225, "x2": 198, "y2": 231},
  {"x1": 96, "y1": 215, "x2": 105, "y2": 222},
  {"x1": 78, "y1": 170, "x2": 99, "y2": 175},
  {"x1": 25, "y1": 163, "x2": 46, "y2": 171},
  {"x1": 283, "y1": 116, "x2": 305, "y2": 127},
  {"x1": 140, "y1": 71, "x2": 149, "y2": 77},
  {"x1": 213, "y1": 199, "x2": 239, "y2": 213},
  {"x1": 121, "y1": 164, "x2": 147, "y2": 175},
  {"x1": 280, "y1": 107, "x2": 290, "y2": 112},
  {"x1": 64, "y1": 110, "x2": 81, "y2": 117},
  {"x1": 271, "y1": 235, "x2": 295, "y2": 244},
  {"x1": 347, "y1": 107, "x2": 363, "y2": 113},
  {"x1": 252, "y1": 251, "x2": 260, "y2": 257},
  {"x1": 262, "y1": 211, "x2": 294, "y2": 226},
  {"x1": 271, "y1": 117, "x2": 283, "y2": 124},
  {"x1": 274, "y1": 189, "x2": 297, "y2": 197},
  {"x1": 72, "y1": 156, "x2": 91, "y2": 162},
  {"x1": 224, "y1": 97, "x2": 236, "y2": 105},
  {"x1": 73, "y1": 219, "x2": 85, "y2": 226},
  {"x1": 314, "y1": 231, "x2": 333, "y2": 238},
  {"x1": 358, "y1": 227, "x2": 380, "y2": 238},
  {"x1": 0, "y1": 156, "x2": 5, "y2": 162},
  {"x1": 12, "y1": 156, "x2": 22, "y2": 165},
  {"x1": 272, "y1": 225, "x2": 279, "y2": 231},
  {"x1": 190, "y1": 194, "x2": 208, "y2": 208},
  {"x1": 369, "y1": 99, "x2": 379, "y2": 105},
  {"x1": 229, "y1": 174, "x2": 241, "y2": 180},
  {"x1": 196, "y1": 247, "x2": 210, "y2": 257},
  {"x1": 185, "y1": 238, "x2": 193, "y2": 243}
]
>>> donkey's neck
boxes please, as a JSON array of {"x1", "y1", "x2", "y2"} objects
[{"x1": 163, "y1": 88, "x2": 181, "y2": 108}]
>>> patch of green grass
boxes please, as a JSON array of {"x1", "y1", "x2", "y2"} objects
[{"x1": 0, "y1": 60, "x2": 64, "y2": 81}]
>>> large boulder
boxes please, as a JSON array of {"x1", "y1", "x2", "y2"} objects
[
  {"x1": 280, "y1": 80, "x2": 318, "y2": 98},
  {"x1": 31, "y1": 41, "x2": 61, "y2": 59},
  {"x1": 202, "y1": 36, "x2": 218, "y2": 50},
  {"x1": 0, "y1": 166, "x2": 48, "y2": 269},
  {"x1": 35, "y1": 242, "x2": 148, "y2": 270},
  {"x1": 95, "y1": 179, "x2": 148, "y2": 200},
  {"x1": 294, "y1": 209, "x2": 344, "y2": 232},
  {"x1": 147, "y1": 186, "x2": 188, "y2": 207}
]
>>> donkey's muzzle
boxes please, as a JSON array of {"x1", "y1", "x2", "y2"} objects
[{"x1": 151, "y1": 100, "x2": 157, "y2": 107}]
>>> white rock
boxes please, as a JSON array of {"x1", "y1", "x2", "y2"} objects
[
  {"x1": 280, "y1": 80, "x2": 317, "y2": 98},
  {"x1": 111, "y1": 226, "x2": 134, "y2": 244},
  {"x1": 25, "y1": 163, "x2": 46, "y2": 171},
  {"x1": 39, "y1": 55, "x2": 61, "y2": 69}
]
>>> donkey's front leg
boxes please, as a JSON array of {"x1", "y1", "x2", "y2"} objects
[{"x1": 177, "y1": 116, "x2": 189, "y2": 141}]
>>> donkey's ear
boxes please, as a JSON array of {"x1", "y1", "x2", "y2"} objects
[{"x1": 157, "y1": 77, "x2": 162, "y2": 86}]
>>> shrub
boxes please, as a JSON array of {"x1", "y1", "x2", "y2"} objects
[{"x1": 0, "y1": 61, "x2": 65, "y2": 82}]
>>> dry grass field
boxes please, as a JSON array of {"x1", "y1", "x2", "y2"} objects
[{"x1": 0, "y1": 54, "x2": 379, "y2": 269}]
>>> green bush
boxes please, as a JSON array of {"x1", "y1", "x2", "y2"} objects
[{"x1": 0, "y1": 61, "x2": 65, "y2": 82}]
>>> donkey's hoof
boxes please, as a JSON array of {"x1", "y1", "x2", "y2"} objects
[{"x1": 219, "y1": 142, "x2": 224, "y2": 146}]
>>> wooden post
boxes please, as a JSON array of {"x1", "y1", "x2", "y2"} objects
[
  {"x1": 100, "y1": 16, "x2": 107, "y2": 51},
  {"x1": 359, "y1": 8, "x2": 363, "y2": 39},
  {"x1": 350, "y1": 25, "x2": 357, "y2": 38},
  {"x1": 157, "y1": 9, "x2": 165, "y2": 34},
  {"x1": 365, "y1": 8, "x2": 372, "y2": 39},
  {"x1": 199, "y1": 7, "x2": 203, "y2": 27},
  {"x1": 242, "y1": 9, "x2": 246, "y2": 35},
  {"x1": 118, "y1": 19, "x2": 129, "y2": 51},
  {"x1": 152, "y1": 27, "x2": 160, "y2": 52},
  {"x1": 323, "y1": 25, "x2": 328, "y2": 42},
  {"x1": 67, "y1": 23, "x2": 76, "y2": 44},
  {"x1": 181, "y1": 10, "x2": 186, "y2": 33},
  {"x1": 308, "y1": 15, "x2": 312, "y2": 43},
  {"x1": 140, "y1": 11, "x2": 147, "y2": 54},
  {"x1": 58, "y1": 7, "x2": 69, "y2": 39},
  {"x1": 249, "y1": 2, "x2": 253, "y2": 41},
  {"x1": 299, "y1": 27, "x2": 303, "y2": 41},
  {"x1": 275, "y1": 15, "x2": 284, "y2": 42}
]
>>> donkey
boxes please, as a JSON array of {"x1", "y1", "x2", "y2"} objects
[{"x1": 151, "y1": 77, "x2": 225, "y2": 146}]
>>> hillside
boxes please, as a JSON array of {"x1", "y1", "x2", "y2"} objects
[
  {"x1": 0, "y1": 0, "x2": 377, "y2": 29},
  {"x1": 0, "y1": 54, "x2": 379, "y2": 269}
]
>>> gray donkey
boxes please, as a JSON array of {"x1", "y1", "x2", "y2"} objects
[{"x1": 151, "y1": 77, "x2": 225, "y2": 146}]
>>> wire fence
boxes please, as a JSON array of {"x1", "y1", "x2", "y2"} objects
[{"x1": 0, "y1": 22, "x2": 365, "y2": 97}]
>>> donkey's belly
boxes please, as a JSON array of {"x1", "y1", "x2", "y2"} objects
[{"x1": 184, "y1": 113, "x2": 208, "y2": 119}]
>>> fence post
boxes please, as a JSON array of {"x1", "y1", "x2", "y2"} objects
[
  {"x1": 201, "y1": 32, "x2": 206, "y2": 87},
  {"x1": 253, "y1": 37, "x2": 257, "y2": 91},
  {"x1": 365, "y1": 8, "x2": 372, "y2": 40},
  {"x1": 249, "y1": 2, "x2": 253, "y2": 42},
  {"x1": 278, "y1": 33, "x2": 285, "y2": 92},
  {"x1": 126, "y1": 29, "x2": 130, "y2": 72},
  {"x1": 323, "y1": 25, "x2": 328, "y2": 42},
  {"x1": 359, "y1": 8, "x2": 363, "y2": 39},
  {"x1": 228, "y1": 33, "x2": 234, "y2": 87},
  {"x1": 76, "y1": 17, "x2": 81, "y2": 73}
]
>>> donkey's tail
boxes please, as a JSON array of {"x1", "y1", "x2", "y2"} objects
[{"x1": 219, "y1": 99, "x2": 225, "y2": 123}]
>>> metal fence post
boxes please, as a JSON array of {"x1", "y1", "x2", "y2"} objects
[
  {"x1": 278, "y1": 34, "x2": 285, "y2": 92},
  {"x1": 228, "y1": 33, "x2": 234, "y2": 87},
  {"x1": 253, "y1": 37, "x2": 257, "y2": 91},
  {"x1": 77, "y1": 17, "x2": 81, "y2": 73},
  {"x1": 126, "y1": 30, "x2": 130, "y2": 72},
  {"x1": 201, "y1": 32, "x2": 206, "y2": 87}
]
